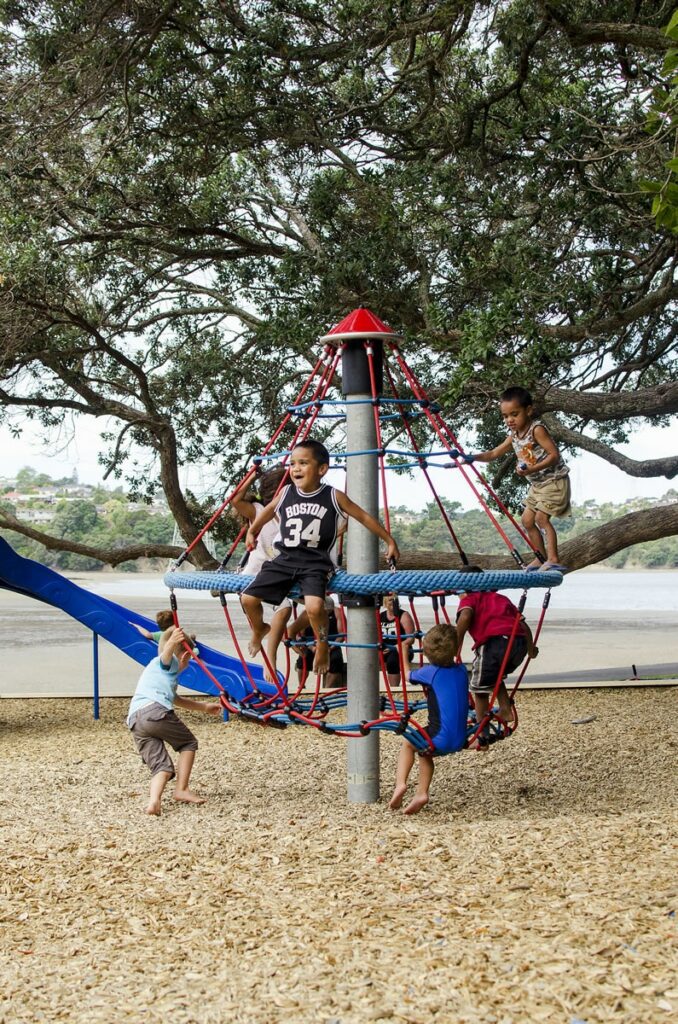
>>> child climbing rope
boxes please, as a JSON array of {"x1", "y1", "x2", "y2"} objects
[
  {"x1": 127, "y1": 626, "x2": 221, "y2": 816},
  {"x1": 287, "y1": 597, "x2": 345, "y2": 688},
  {"x1": 455, "y1": 567, "x2": 538, "y2": 744},
  {"x1": 465, "y1": 386, "x2": 570, "y2": 571},
  {"x1": 241, "y1": 439, "x2": 399, "y2": 676},
  {"x1": 379, "y1": 593, "x2": 416, "y2": 686},
  {"x1": 131, "y1": 609, "x2": 175, "y2": 643}
]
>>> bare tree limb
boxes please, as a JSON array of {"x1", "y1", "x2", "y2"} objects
[
  {"x1": 543, "y1": 415, "x2": 678, "y2": 479},
  {"x1": 396, "y1": 503, "x2": 678, "y2": 571},
  {"x1": 541, "y1": 382, "x2": 678, "y2": 421},
  {"x1": 0, "y1": 510, "x2": 197, "y2": 567}
]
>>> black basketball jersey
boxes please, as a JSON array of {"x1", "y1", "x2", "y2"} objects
[
  {"x1": 380, "y1": 609, "x2": 407, "y2": 646},
  {"x1": 273, "y1": 483, "x2": 345, "y2": 568}
]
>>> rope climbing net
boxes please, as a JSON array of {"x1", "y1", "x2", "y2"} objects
[{"x1": 164, "y1": 332, "x2": 562, "y2": 753}]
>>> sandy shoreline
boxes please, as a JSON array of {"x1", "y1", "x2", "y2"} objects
[{"x1": 0, "y1": 573, "x2": 676, "y2": 697}]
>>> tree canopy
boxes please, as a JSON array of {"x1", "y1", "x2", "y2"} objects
[{"x1": 0, "y1": 0, "x2": 676, "y2": 569}]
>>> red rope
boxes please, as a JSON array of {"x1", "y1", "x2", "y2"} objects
[
  {"x1": 168, "y1": 594, "x2": 240, "y2": 714},
  {"x1": 374, "y1": 607, "x2": 402, "y2": 716},
  {"x1": 387, "y1": 342, "x2": 533, "y2": 566},
  {"x1": 509, "y1": 589, "x2": 551, "y2": 699},
  {"x1": 407, "y1": 597, "x2": 424, "y2": 669},
  {"x1": 466, "y1": 598, "x2": 525, "y2": 747},
  {"x1": 383, "y1": 356, "x2": 469, "y2": 562},
  {"x1": 175, "y1": 344, "x2": 338, "y2": 565}
]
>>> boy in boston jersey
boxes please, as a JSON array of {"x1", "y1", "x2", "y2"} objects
[
  {"x1": 241, "y1": 440, "x2": 400, "y2": 676},
  {"x1": 389, "y1": 623, "x2": 468, "y2": 815}
]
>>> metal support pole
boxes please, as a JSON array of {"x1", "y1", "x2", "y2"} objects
[
  {"x1": 343, "y1": 342, "x2": 383, "y2": 803},
  {"x1": 92, "y1": 632, "x2": 100, "y2": 720}
]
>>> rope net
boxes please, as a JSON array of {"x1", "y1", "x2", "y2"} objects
[{"x1": 165, "y1": 338, "x2": 562, "y2": 751}]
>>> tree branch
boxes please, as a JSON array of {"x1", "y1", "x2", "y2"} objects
[
  {"x1": 0, "y1": 510, "x2": 191, "y2": 567},
  {"x1": 541, "y1": 382, "x2": 678, "y2": 421},
  {"x1": 539, "y1": 280, "x2": 678, "y2": 342},
  {"x1": 543, "y1": 415, "x2": 678, "y2": 479},
  {"x1": 397, "y1": 503, "x2": 678, "y2": 571},
  {"x1": 544, "y1": 11, "x2": 674, "y2": 53}
]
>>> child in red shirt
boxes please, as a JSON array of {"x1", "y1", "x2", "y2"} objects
[{"x1": 455, "y1": 567, "x2": 538, "y2": 741}]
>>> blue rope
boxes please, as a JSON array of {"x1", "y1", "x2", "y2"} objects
[
  {"x1": 251, "y1": 445, "x2": 456, "y2": 465},
  {"x1": 287, "y1": 397, "x2": 441, "y2": 412},
  {"x1": 165, "y1": 566, "x2": 562, "y2": 596},
  {"x1": 290, "y1": 411, "x2": 429, "y2": 422}
]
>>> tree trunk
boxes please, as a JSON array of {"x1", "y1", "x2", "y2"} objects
[{"x1": 156, "y1": 426, "x2": 218, "y2": 569}]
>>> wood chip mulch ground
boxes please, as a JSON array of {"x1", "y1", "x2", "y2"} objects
[{"x1": 1, "y1": 688, "x2": 676, "y2": 1024}]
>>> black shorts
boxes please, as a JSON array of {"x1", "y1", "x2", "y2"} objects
[
  {"x1": 242, "y1": 558, "x2": 332, "y2": 606},
  {"x1": 469, "y1": 635, "x2": 528, "y2": 694},
  {"x1": 296, "y1": 647, "x2": 344, "y2": 674},
  {"x1": 383, "y1": 646, "x2": 413, "y2": 674}
]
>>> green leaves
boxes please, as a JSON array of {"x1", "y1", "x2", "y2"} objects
[
  {"x1": 639, "y1": 10, "x2": 678, "y2": 233},
  {"x1": 0, "y1": 0, "x2": 675, "y2": 524}
]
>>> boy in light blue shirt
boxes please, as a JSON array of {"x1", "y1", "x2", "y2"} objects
[{"x1": 127, "y1": 626, "x2": 222, "y2": 816}]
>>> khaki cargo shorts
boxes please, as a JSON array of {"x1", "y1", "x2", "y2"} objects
[
  {"x1": 129, "y1": 703, "x2": 198, "y2": 777},
  {"x1": 524, "y1": 476, "x2": 571, "y2": 518}
]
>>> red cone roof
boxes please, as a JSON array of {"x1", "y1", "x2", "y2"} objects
[{"x1": 319, "y1": 307, "x2": 401, "y2": 342}]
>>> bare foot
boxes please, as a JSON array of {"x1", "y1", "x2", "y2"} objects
[
  {"x1": 264, "y1": 662, "x2": 278, "y2": 684},
  {"x1": 403, "y1": 793, "x2": 429, "y2": 815},
  {"x1": 248, "y1": 624, "x2": 270, "y2": 657},
  {"x1": 389, "y1": 784, "x2": 407, "y2": 810},
  {"x1": 313, "y1": 640, "x2": 329, "y2": 675},
  {"x1": 498, "y1": 701, "x2": 516, "y2": 727},
  {"x1": 173, "y1": 790, "x2": 207, "y2": 805},
  {"x1": 145, "y1": 802, "x2": 161, "y2": 816}
]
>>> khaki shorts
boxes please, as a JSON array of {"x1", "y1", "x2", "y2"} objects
[
  {"x1": 524, "y1": 476, "x2": 571, "y2": 518},
  {"x1": 129, "y1": 703, "x2": 198, "y2": 777}
]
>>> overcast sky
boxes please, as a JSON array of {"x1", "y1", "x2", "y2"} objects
[{"x1": 1, "y1": 413, "x2": 674, "y2": 511}]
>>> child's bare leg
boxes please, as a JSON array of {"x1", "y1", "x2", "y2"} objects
[
  {"x1": 264, "y1": 605, "x2": 292, "y2": 683},
  {"x1": 389, "y1": 740, "x2": 415, "y2": 809},
  {"x1": 173, "y1": 749, "x2": 206, "y2": 804},
  {"x1": 472, "y1": 691, "x2": 491, "y2": 750},
  {"x1": 496, "y1": 682, "x2": 515, "y2": 726},
  {"x1": 146, "y1": 770, "x2": 172, "y2": 816},
  {"x1": 404, "y1": 754, "x2": 434, "y2": 814},
  {"x1": 241, "y1": 594, "x2": 270, "y2": 656},
  {"x1": 522, "y1": 507, "x2": 546, "y2": 567},
  {"x1": 535, "y1": 511, "x2": 559, "y2": 565},
  {"x1": 305, "y1": 596, "x2": 329, "y2": 675}
]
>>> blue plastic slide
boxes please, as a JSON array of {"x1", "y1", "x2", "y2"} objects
[{"x1": 0, "y1": 536, "x2": 271, "y2": 700}]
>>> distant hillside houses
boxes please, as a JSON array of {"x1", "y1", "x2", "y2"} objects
[
  {"x1": 0, "y1": 474, "x2": 168, "y2": 520},
  {"x1": 3, "y1": 483, "x2": 91, "y2": 504}
]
